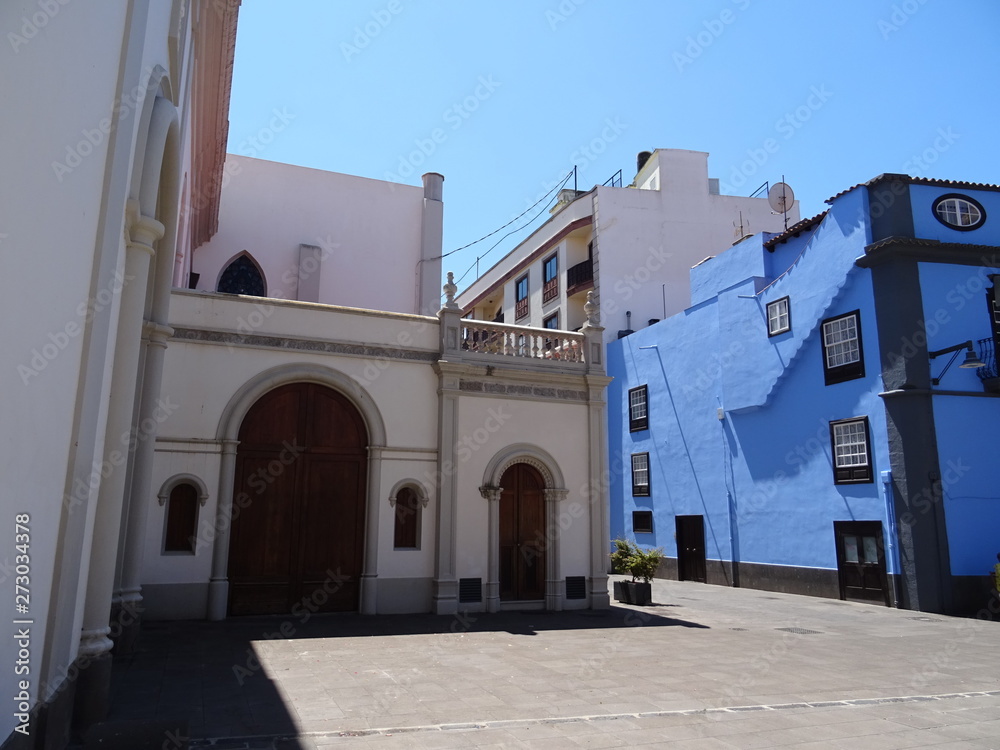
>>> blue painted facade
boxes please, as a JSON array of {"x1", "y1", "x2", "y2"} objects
[{"x1": 608, "y1": 175, "x2": 1000, "y2": 614}]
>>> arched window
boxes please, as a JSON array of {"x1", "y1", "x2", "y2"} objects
[
  {"x1": 164, "y1": 482, "x2": 199, "y2": 553},
  {"x1": 217, "y1": 254, "x2": 266, "y2": 296},
  {"x1": 393, "y1": 486, "x2": 421, "y2": 549}
]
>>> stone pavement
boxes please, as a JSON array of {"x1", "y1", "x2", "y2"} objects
[{"x1": 91, "y1": 578, "x2": 1000, "y2": 748}]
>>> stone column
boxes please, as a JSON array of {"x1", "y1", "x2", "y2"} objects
[
  {"x1": 359, "y1": 445, "x2": 383, "y2": 614},
  {"x1": 116, "y1": 321, "x2": 173, "y2": 652},
  {"x1": 207, "y1": 439, "x2": 239, "y2": 620},
  {"x1": 433, "y1": 275, "x2": 463, "y2": 614},
  {"x1": 581, "y1": 291, "x2": 611, "y2": 608},
  {"x1": 544, "y1": 488, "x2": 569, "y2": 611},
  {"x1": 76, "y1": 202, "x2": 162, "y2": 728},
  {"x1": 418, "y1": 173, "x2": 444, "y2": 316},
  {"x1": 480, "y1": 486, "x2": 502, "y2": 612}
]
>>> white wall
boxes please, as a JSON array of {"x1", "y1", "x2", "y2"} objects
[{"x1": 192, "y1": 156, "x2": 428, "y2": 314}]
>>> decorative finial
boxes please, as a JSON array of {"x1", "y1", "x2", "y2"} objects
[
  {"x1": 443, "y1": 271, "x2": 459, "y2": 309},
  {"x1": 583, "y1": 290, "x2": 599, "y2": 326}
]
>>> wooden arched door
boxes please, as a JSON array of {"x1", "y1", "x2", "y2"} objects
[
  {"x1": 228, "y1": 383, "x2": 368, "y2": 615},
  {"x1": 498, "y1": 463, "x2": 546, "y2": 601}
]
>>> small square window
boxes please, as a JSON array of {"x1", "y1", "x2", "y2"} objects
[
  {"x1": 767, "y1": 297, "x2": 791, "y2": 336},
  {"x1": 821, "y1": 310, "x2": 865, "y2": 385},
  {"x1": 830, "y1": 417, "x2": 874, "y2": 484},
  {"x1": 628, "y1": 385, "x2": 648, "y2": 431},
  {"x1": 633, "y1": 511, "x2": 653, "y2": 534},
  {"x1": 631, "y1": 453, "x2": 650, "y2": 496}
]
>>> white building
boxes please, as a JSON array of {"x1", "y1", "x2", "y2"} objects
[
  {"x1": 2, "y1": 3, "x2": 609, "y2": 747},
  {"x1": 457, "y1": 149, "x2": 801, "y2": 345}
]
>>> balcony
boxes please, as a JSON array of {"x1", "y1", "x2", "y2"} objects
[
  {"x1": 566, "y1": 259, "x2": 594, "y2": 297},
  {"x1": 976, "y1": 337, "x2": 1000, "y2": 393},
  {"x1": 461, "y1": 319, "x2": 585, "y2": 365}
]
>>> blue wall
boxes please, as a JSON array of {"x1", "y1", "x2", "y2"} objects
[{"x1": 608, "y1": 188, "x2": 897, "y2": 576}]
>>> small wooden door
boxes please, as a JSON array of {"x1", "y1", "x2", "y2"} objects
[
  {"x1": 228, "y1": 383, "x2": 367, "y2": 615},
  {"x1": 834, "y1": 521, "x2": 890, "y2": 605},
  {"x1": 499, "y1": 463, "x2": 546, "y2": 601},
  {"x1": 676, "y1": 515, "x2": 707, "y2": 583}
]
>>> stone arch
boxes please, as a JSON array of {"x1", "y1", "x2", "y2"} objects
[
  {"x1": 156, "y1": 473, "x2": 210, "y2": 507},
  {"x1": 480, "y1": 444, "x2": 568, "y2": 613},
  {"x1": 206, "y1": 363, "x2": 387, "y2": 619}
]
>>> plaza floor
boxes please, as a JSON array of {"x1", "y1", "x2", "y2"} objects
[{"x1": 87, "y1": 577, "x2": 1000, "y2": 749}]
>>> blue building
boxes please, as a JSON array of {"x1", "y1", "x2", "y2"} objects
[{"x1": 608, "y1": 174, "x2": 1000, "y2": 615}]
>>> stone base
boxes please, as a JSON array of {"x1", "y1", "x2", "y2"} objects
[{"x1": 71, "y1": 652, "x2": 113, "y2": 738}]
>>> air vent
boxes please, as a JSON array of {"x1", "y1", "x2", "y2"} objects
[
  {"x1": 565, "y1": 576, "x2": 587, "y2": 600},
  {"x1": 458, "y1": 578, "x2": 482, "y2": 603}
]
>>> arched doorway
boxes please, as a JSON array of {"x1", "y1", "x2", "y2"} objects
[
  {"x1": 498, "y1": 463, "x2": 546, "y2": 601},
  {"x1": 227, "y1": 382, "x2": 368, "y2": 615}
]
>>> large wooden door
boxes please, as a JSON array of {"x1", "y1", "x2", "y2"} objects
[
  {"x1": 676, "y1": 515, "x2": 707, "y2": 583},
  {"x1": 228, "y1": 383, "x2": 368, "y2": 615},
  {"x1": 834, "y1": 521, "x2": 890, "y2": 605},
  {"x1": 499, "y1": 463, "x2": 546, "y2": 601}
]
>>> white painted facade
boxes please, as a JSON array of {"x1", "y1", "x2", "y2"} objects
[
  {"x1": 457, "y1": 149, "x2": 801, "y2": 345},
  {"x1": 1, "y1": 2, "x2": 609, "y2": 746}
]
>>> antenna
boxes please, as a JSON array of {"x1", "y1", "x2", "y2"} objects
[
  {"x1": 768, "y1": 178, "x2": 795, "y2": 230},
  {"x1": 733, "y1": 210, "x2": 752, "y2": 245}
]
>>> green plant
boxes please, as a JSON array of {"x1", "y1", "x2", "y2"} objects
[{"x1": 610, "y1": 538, "x2": 664, "y2": 583}]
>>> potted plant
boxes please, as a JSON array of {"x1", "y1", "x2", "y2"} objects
[{"x1": 610, "y1": 538, "x2": 664, "y2": 606}]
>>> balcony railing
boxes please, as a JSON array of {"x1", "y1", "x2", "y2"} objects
[
  {"x1": 566, "y1": 259, "x2": 594, "y2": 294},
  {"x1": 461, "y1": 319, "x2": 584, "y2": 363},
  {"x1": 542, "y1": 277, "x2": 558, "y2": 303},
  {"x1": 515, "y1": 297, "x2": 528, "y2": 320},
  {"x1": 976, "y1": 337, "x2": 1000, "y2": 393}
]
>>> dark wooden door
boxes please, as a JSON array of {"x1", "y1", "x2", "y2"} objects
[
  {"x1": 834, "y1": 521, "x2": 889, "y2": 605},
  {"x1": 676, "y1": 515, "x2": 707, "y2": 583},
  {"x1": 228, "y1": 383, "x2": 368, "y2": 615},
  {"x1": 499, "y1": 463, "x2": 546, "y2": 601}
]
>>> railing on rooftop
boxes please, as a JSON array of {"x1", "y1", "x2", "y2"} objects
[
  {"x1": 749, "y1": 181, "x2": 769, "y2": 199},
  {"x1": 603, "y1": 169, "x2": 623, "y2": 188},
  {"x1": 461, "y1": 319, "x2": 584, "y2": 363}
]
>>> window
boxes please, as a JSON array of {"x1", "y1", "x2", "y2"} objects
[
  {"x1": 631, "y1": 453, "x2": 650, "y2": 496},
  {"x1": 830, "y1": 417, "x2": 874, "y2": 484},
  {"x1": 933, "y1": 194, "x2": 985, "y2": 231},
  {"x1": 543, "y1": 254, "x2": 559, "y2": 303},
  {"x1": 821, "y1": 310, "x2": 865, "y2": 385},
  {"x1": 393, "y1": 486, "x2": 421, "y2": 549},
  {"x1": 767, "y1": 296, "x2": 791, "y2": 336},
  {"x1": 632, "y1": 510, "x2": 653, "y2": 534},
  {"x1": 217, "y1": 253, "x2": 266, "y2": 296},
  {"x1": 543, "y1": 312, "x2": 559, "y2": 351},
  {"x1": 628, "y1": 385, "x2": 648, "y2": 431},
  {"x1": 515, "y1": 274, "x2": 529, "y2": 320},
  {"x1": 164, "y1": 483, "x2": 198, "y2": 553}
]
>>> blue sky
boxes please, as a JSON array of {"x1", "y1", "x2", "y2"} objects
[{"x1": 226, "y1": 1, "x2": 999, "y2": 291}]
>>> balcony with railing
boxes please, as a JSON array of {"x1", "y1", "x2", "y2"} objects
[
  {"x1": 976, "y1": 337, "x2": 1000, "y2": 392},
  {"x1": 461, "y1": 319, "x2": 584, "y2": 364},
  {"x1": 566, "y1": 259, "x2": 594, "y2": 297},
  {"x1": 542, "y1": 276, "x2": 558, "y2": 304}
]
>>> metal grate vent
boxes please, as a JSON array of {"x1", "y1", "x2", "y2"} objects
[
  {"x1": 565, "y1": 576, "x2": 587, "y2": 600},
  {"x1": 775, "y1": 627, "x2": 823, "y2": 635},
  {"x1": 458, "y1": 578, "x2": 482, "y2": 603}
]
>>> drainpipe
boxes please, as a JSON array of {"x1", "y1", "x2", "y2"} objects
[{"x1": 881, "y1": 470, "x2": 901, "y2": 608}]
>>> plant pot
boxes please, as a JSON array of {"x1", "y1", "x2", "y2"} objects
[{"x1": 613, "y1": 581, "x2": 652, "y2": 606}]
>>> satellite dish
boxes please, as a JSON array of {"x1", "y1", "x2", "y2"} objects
[{"x1": 768, "y1": 182, "x2": 795, "y2": 214}]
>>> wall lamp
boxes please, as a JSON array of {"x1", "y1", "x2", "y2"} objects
[{"x1": 928, "y1": 340, "x2": 985, "y2": 385}]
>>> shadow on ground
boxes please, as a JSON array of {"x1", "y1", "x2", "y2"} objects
[{"x1": 94, "y1": 606, "x2": 708, "y2": 747}]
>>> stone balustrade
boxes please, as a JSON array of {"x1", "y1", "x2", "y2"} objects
[{"x1": 461, "y1": 319, "x2": 585, "y2": 363}]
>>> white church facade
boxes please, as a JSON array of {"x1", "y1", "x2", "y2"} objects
[{"x1": 1, "y1": 3, "x2": 610, "y2": 747}]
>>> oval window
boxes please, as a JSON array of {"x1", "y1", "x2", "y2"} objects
[{"x1": 933, "y1": 194, "x2": 985, "y2": 231}]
